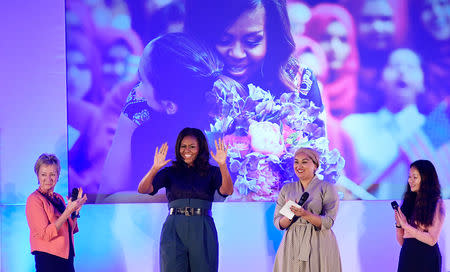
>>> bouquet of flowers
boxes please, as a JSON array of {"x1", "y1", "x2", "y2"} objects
[{"x1": 206, "y1": 80, "x2": 345, "y2": 201}]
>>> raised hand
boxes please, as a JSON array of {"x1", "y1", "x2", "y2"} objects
[
  {"x1": 211, "y1": 138, "x2": 228, "y2": 166},
  {"x1": 75, "y1": 187, "x2": 87, "y2": 213},
  {"x1": 153, "y1": 142, "x2": 171, "y2": 171}
]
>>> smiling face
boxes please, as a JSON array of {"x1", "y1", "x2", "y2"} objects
[
  {"x1": 179, "y1": 135, "x2": 199, "y2": 166},
  {"x1": 215, "y1": 4, "x2": 267, "y2": 84},
  {"x1": 293, "y1": 152, "x2": 318, "y2": 182},
  {"x1": 408, "y1": 167, "x2": 422, "y2": 192},
  {"x1": 38, "y1": 164, "x2": 59, "y2": 194}
]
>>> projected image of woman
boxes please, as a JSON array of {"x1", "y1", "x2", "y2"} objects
[
  {"x1": 273, "y1": 147, "x2": 341, "y2": 272},
  {"x1": 184, "y1": 0, "x2": 344, "y2": 201},
  {"x1": 185, "y1": 0, "x2": 322, "y2": 103},
  {"x1": 100, "y1": 0, "x2": 344, "y2": 203},
  {"x1": 137, "y1": 127, "x2": 233, "y2": 272},
  {"x1": 394, "y1": 160, "x2": 445, "y2": 272}
]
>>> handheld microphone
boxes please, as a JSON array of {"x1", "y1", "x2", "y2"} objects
[
  {"x1": 70, "y1": 188, "x2": 80, "y2": 219},
  {"x1": 71, "y1": 188, "x2": 79, "y2": 201},
  {"x1": 291, "y1": 192, "x2": 310, "y2": 224},
  {"x1": 391, "y1": 201, "x2": 399, "y2": 211},
  {"x1": 298, "y1": 192, "x2": 309, "y2": 207}
]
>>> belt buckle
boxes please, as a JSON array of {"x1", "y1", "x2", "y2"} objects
[{"x1": 184, "y1": 207, "x2": 193, "y2": 216}]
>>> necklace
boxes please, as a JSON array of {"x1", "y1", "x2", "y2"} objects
[{"x1": 37, "y1": 188, "x2": 54, "y2": 198}]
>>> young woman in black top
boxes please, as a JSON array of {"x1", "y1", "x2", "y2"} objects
[{"x1": 394, "y1": 159, "x2": 445, "y2": 272}]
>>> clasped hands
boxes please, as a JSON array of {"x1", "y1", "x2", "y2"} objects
[{"x1": 66, "y1": 187, "x2": 87, "y2": 215}]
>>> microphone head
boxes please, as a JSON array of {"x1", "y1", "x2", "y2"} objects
[
  {"x1": 71, "y1": 188, "x2": 79, "y2": 201},
  {"x1": 391, "y1": 201, "x2": 399, "y2": 211},
  {"x1": 301, "y1": 192, "x2": 309, "y2": 201},
  {"x1": 298, "y1": 192, "x2": 309, "y2": 206}
]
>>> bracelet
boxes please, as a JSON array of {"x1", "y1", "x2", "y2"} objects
[
  {"x1": 395, "y1": 224, "x2": 401, "y2": 228},
  {"x1": 123, "y1": 88, "x2": 151, "y2": 126}
]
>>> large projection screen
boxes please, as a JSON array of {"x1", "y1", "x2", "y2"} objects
[{"x1": 66, "y1": 0, "x2": 450, "y2": 203}]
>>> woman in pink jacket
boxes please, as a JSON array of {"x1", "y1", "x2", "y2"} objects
[{"x1": 26, "y1": 154, "x2": 87, "y2": 272}]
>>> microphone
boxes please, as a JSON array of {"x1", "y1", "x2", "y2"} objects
[
  {"x1": 70, "y1": 188, "x2": 80, "y2": 219},
  {"x1": 291, "y1": 192, "x2": 310, "y2": 224},
  {"x1": 298, "y1": 192, "x2": 309, "y2": 207},
  {"x1": 391, "y1": 201, "x2": 399, "y2": 211},
  {"x1": 71, "y1": 188, "x2": 79, "y2": 201}
]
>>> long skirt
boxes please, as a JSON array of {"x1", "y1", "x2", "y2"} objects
[{"x1": 398, "y1": 238, "x2": 441, "y2": 272}]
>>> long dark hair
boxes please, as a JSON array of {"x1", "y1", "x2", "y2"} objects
[
  {"x1": 140, "y1": 32, "x2": 223, "y2": 107},
  {"x1": 173, "y1": 127, "x2": 211, "y2": 174},
  {"x1": 185, "y1": 0, "x2": 297, "y2": 93},
  {"x1": 401, "y1": 160, "x2": 442, "y2": 227}
]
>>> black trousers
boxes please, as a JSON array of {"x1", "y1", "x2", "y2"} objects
[
  {"x1": 33, "y1": 251, "x2": 75, "y2": 272},
  {"x1": 160, "y1": 199, "x2": 218, "y2": 272}
]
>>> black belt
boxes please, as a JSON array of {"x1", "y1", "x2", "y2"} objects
[{"x1": 169, "y1": 207, "x2": 211, "y2": 216}]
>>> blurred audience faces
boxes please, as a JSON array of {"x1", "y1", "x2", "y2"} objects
[
  {"x1": 287, "y1": 1, "x2": 311, "y2": 37},
  {"x1": 358, "y1": 0, "x2": 395, "y2": 51},
  {"x1": 420, "y1": 0, "x2": 450, "y2": 41},
  {"x1": 381, "y1": 48, "x2": 424, "y2": 112}
]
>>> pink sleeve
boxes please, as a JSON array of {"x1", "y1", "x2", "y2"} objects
[{"x1": 26, "y1": 195, "x2": 59, "y2": 241}]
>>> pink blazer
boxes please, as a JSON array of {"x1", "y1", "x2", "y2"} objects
[{"x1": 26, "y1": 190, "x2": 79, "y2": 259}]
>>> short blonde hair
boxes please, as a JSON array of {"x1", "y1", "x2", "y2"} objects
[
  {"x1": 34, "y1": 153, "x2": 61, "y2": 176},
  {"x1": 294, "y1": 147, "x2": 320, "y2": 168}
]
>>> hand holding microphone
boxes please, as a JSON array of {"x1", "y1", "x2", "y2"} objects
[
  {"x1": 71, "y1": 187, "x2": 80, "y2": 202},
  {"x1": 290, "y1": 192, "x2": 310, "y2": 222},
  {"x1": 391, "y1": 201, "x2": 405, "y2": 228},
  {"x1": 391, "y1": 201, "x2": 399, "y2": 211},
  {"x1": 68, "y1": 187, "x2": 87, "y2": 219}
]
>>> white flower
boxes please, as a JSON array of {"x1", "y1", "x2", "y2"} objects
[{"x1": 248, "y1": 121, "x2": 285, "y2": 157}]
